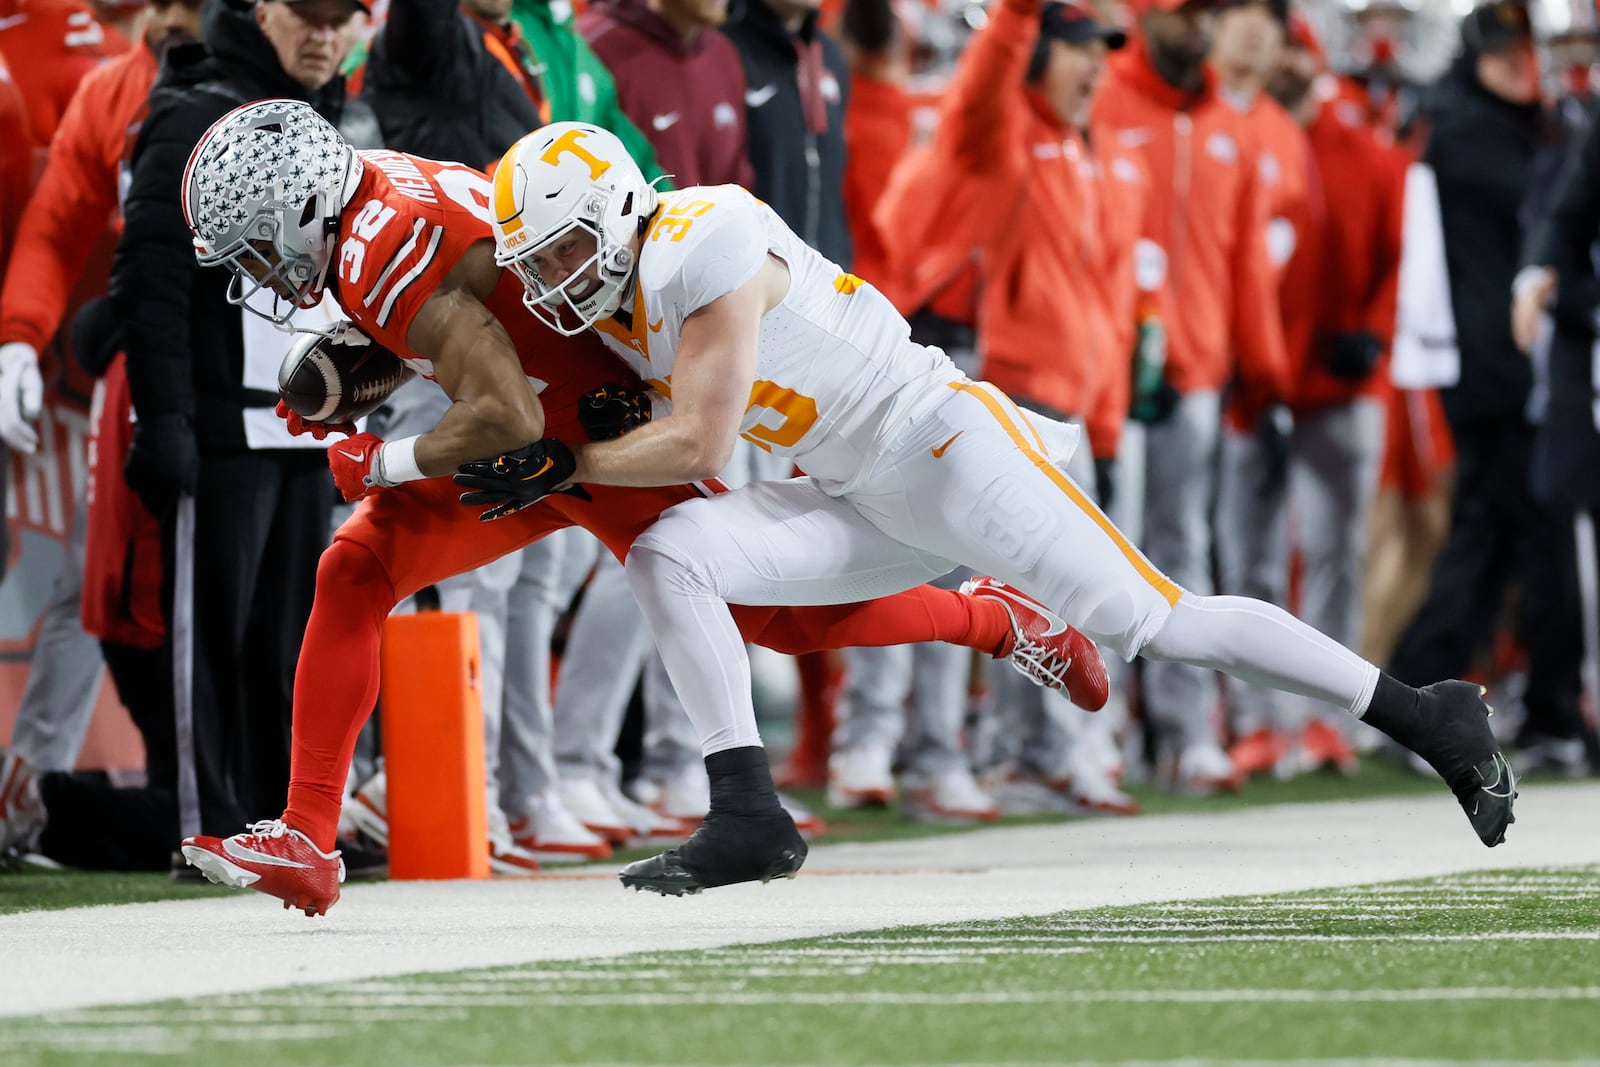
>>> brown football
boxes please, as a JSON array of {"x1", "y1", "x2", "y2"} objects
[{"x1": 278, "y1": 324, "x2": 411, "y2": 424}]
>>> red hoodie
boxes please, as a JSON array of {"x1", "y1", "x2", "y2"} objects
[
  {"x1": 578, "y1": 0, "x2": 753, "y2": 189},
  {"x1": 1280, "y1": 96, "x2": 1403, "y2": 413},
  {"x1": 0, "y1": 38, "x2": 164, "y2": 649},
  {"x1": 1093, "y1": 43, "x2": 1288, "y2": 401},
  {"x1": 873, "y1": 0, "x2": 1141, "y2": 455},
  {"x1": 0, "y1": 40, "x2": 155, "y2": 351}
]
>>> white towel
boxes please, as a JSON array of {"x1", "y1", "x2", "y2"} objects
[{"x1": 1391, "y1": 163, "x2": 1461, "y2": 390}]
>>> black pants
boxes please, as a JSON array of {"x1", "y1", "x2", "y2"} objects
[
  {"x1": 161, "y1": 448, "x2": 334, "y2": 836},
  {"x1": 1391, "y1": 418, "x2": 1584, "y2": 741},
  {"x1": 39, "y1": 642, "x2": 174, "y2": 871}
]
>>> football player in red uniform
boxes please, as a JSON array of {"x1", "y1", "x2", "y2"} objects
[{"x1": 171, "y1": 99, "x2": 1107, "y2": 915}]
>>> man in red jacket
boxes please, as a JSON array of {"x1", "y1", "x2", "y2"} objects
[
  {"x1": 1092, "y1": 0, "x2": 1289, "y2": 794},
  {"x1": 1212, "y1": 6, "x2": 1402, "y2": 781},
  {"x1": 870, "y1": 0, "x2": 1143, "y2": 816}
]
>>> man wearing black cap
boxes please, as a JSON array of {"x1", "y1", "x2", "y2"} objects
[
  {"x1": 1391, "y1": 1, "x2": 1583, "y2": 778},
  {"x1": 99, "y1": 0, "x2": 380, "y2": 868},
  {"x1": 876, "y1": 0, "x2": 1146, "y2": 815}
]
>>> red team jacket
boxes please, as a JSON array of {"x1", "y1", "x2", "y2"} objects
[
  {"x1": 1094, "y1": 45, "x2": 1288, "y2": 403},
  {"x1": 0, "y1": 50, "x2": 30, "y2": 267},
  {"x1": 0, "y1": 0, "x2": 125, "y2": 173}
]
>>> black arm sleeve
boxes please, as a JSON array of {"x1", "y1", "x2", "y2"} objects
[
  {"x1": 841, "y1": 0, "x2": 896, "y2": 53},
  {"x1": 110, "y1": 97, "x2": 211, "y2": 422},
  {"x1": 379, "y1": 0, "x2": 465, "y2": 91}
]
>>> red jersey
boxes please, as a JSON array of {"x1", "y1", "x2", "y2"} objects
[{"x1": 327, "y1": 150, "x2": 641, "y2": 447}]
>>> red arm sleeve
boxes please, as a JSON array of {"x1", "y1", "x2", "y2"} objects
[
  {"x1": 936, "y1": 0, "x2": 1039, "y2": 172},
  {"x1": 1229, "y1": 147, "x2": 1290, "y2": 405},
  {"x1": 0, "y1": 77, "x2": 118, "y2": 349}
]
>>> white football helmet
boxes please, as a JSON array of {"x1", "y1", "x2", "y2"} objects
[
  {"x1": 182, "y1": 99, "x2": 362, "y2": 325},
  {"x1": 491, "y1": 122, "x2": 659, "y2": 336}
]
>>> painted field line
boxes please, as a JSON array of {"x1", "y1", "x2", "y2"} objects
[
  {"x1": 191, "y1": 985, "x2": 1600, "y2": 1009},
  {"x1": 381, "y1": 1059, "x2": 1600, "y2": 1067},
  {"x1": 831, "y1": 930, "x2": 1600, "y2": 944}
]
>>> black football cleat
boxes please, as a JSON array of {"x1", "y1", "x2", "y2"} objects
[
  {"x1": 619, "y1": 810, "x2": 808, "y2": 897},
  {"x1": 1410, "y1": 681, "x2": 1518, "y2": 847}
]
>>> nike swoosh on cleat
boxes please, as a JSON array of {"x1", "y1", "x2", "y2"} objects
[
  {"x1": 983, "y1": 583, "x2": 1068, "y2": 637},
  {"x1": 1478, "y1": 755, "x2": 1516, "y2": 799},
  {"x1": 931, "y1": 431, "x2": 963, "y2": 458},
  {"x1": 223, "y1": 839, "x2": 314, "y2": 869}
]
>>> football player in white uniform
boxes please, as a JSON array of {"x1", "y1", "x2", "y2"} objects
[{"x1": 481, "y1": 121, "x2": 1516, "y2": 895}]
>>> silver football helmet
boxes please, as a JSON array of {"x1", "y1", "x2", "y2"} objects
[{"x1": 182, "y1": 99, "x2": 362, "y2": 325}]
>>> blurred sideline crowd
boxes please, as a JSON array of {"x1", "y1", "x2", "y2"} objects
[{"x1": 0, "y1": 0, "x2": 1597, "y2": 877}]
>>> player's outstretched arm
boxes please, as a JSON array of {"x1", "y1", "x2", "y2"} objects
[
  {"x1": 404, "y1": 280, "x2": 547, "y2": 475},
  {"x1": 570, "y1": 260, "x2": 782, "y2": 487}
]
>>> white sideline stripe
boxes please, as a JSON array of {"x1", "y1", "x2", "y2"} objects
[
  {"x1": 142, "y1": 986, "x2": 1600, "y2": 1009},
  {"x1": 1111, "y1": 903, "x2": 1509, "y2": 913},
  {"x1": 3, "y1": 783, "x2": 1598, "y2": 1017},
  {"x1": 830, "y1": 931, "x2": 1600, "y2": 944},
  {"x1": 363, "y1": 1060, "x2": 1600, "y2": 1067}
]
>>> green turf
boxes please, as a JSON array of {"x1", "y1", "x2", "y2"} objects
[
  {"x1": 0, "y1": 865, "x2": 230, "y2": 915},
  {"x1": 0, "y1": 760, "x2": 1472, "y2": 916},
  {"x1": 3, "y1": 865, "x2": 1597, "y2": 1067}
]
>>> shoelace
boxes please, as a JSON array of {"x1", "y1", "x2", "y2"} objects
[
  {"x1": 244, "y1": 819, "x2": 290, "y2": 840},
  {"x1": 1008, "y1": 639, "x2": 1072, "y2": 688}
]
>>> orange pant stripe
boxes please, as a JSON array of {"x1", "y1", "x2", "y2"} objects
[{"x1": 950, "y1": 381, "x2": 1182, "y2": 607}]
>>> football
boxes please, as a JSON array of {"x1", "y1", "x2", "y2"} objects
[{"x1": 278, "y1": 322, "x2": 411, "y2": 425}]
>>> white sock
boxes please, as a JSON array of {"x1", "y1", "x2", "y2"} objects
[
  {"x1": 623, "y1": 543, "x2": 764, "y2": 756},
  {"x1": 1142, "y1": 593, "x2": 1380, "y2": 717}
]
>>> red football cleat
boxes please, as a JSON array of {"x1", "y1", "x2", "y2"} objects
[
  {"x1": 181, "y1": 820, "x2": 345, "y2": 917},
  {"x1": 961, "y1": 576, "x2": 1110, "y2": 711}
]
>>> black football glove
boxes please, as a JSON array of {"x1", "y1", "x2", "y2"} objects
[
  {"x1": 578, "y1": 384, "x2": 653, "y2": 441},
  {"x1": 124, "y1": 412, "x2": 199, "y2": 515},
  {"x1": 1093, "y1": 456, "x2": 1117, "y2": 513},
  {"x1": 1256, "y1": 403, "x2": 1293, "y2": 501},
  {"x1": 1324, "y1": 331, "x2": 1383, "y2": 382},
  {"x1": 454, "y1": 438, "x2": 591, "y2": 522}
]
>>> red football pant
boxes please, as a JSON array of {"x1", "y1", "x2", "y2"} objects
[{"x1": 283, "y1": 476, "x2": 1011, "y2": 849}]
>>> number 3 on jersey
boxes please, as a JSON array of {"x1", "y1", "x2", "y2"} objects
[{"x1": 742, "y1": 381, "x2": 817, "y2": 452}]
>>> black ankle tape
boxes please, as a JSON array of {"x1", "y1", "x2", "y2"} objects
[
  {"x1": 703, "y1": 746, "x2": 782, "y2": 817},
  {"x1": 1363, "y1": 672, "x2": 1422, "y2": 749}
]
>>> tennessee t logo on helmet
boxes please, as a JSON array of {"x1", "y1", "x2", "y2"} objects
[{"x1": 490, "y1": 121, "x2": 660, "y2": 336}]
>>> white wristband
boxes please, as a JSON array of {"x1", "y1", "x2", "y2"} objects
[
  {"x1": 646, "y1": 389, "x2": 672, "y2": 419},
  {"x1": 374, "y1": 435, "x2": 425, "y2": 486}
]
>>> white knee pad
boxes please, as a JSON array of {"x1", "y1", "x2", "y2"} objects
[{"x1": 625, "y1": 511, "x2": 725, "y2": 599}]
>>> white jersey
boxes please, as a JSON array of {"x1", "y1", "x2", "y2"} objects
[{"x1": 590, "y1": 185, "x2": 963, "y2": 490}]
